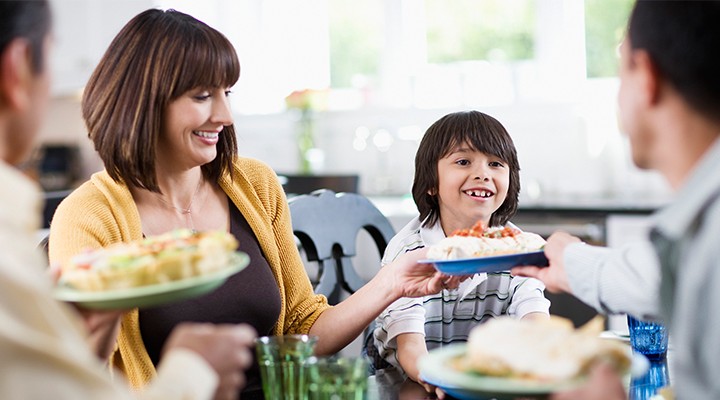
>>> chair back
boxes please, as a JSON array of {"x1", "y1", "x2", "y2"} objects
[{"x1": 288, "y1": 189, "x2": 395, "y2": 305}]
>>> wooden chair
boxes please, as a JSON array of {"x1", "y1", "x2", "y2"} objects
[{"x1": 288, "y1": 189, "x2": 395, "y2": 305}]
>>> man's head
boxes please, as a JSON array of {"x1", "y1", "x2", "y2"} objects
[
  {"x1": 618, "y1": 1, "x2": 720, "y2": 183},
  {"x1": 0, "y1": 0, "x2": 52, "y2": 165}
]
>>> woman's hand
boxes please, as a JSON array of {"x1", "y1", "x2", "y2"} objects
[{"x1": 385, "y1": 248, "x2": 462, "y2": 298}]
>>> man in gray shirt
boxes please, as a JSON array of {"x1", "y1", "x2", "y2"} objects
[{"x1": 514, "y1": 1, "x2": 720, "y2": 399}]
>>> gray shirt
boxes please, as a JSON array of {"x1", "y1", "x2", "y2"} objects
[{"x1": 565, "y1": 138, "x2": 720, "y2": 399}]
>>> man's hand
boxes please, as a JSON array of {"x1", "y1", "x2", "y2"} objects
[
  {"x1": 163, "y1": 323, "x2": 256, "y2": 400},
  {"x1": 75, "y1": 307, "x2": 125, "y2": 360},
  {"x1": 51, "y1": 264, "x2": 127, "y2": 361},
  {"x1": 551, "y1": 362, "x2": 626, "y2": 400},
  {"x1": 512, "y1": 231, "x2": 581, "y2": 293}
]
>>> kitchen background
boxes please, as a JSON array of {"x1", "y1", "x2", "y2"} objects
[{"x1": 39, "y1": 0, "x2": 671, "y2": 335}]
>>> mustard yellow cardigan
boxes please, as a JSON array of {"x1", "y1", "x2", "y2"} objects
[{"x1": 49, "y1": 157, "x2": 330, "y2": 387}]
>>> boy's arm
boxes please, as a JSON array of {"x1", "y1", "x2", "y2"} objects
[{"x1": 396, "y1": 333, "x2": 431, "y2": 386}]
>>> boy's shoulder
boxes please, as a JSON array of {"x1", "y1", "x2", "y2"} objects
[{"x1": 383, "y1": 217, "x2": 425, "y2": 264}]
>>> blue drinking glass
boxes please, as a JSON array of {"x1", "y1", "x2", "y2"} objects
[
  {"x1": 629, "y1": 360, "x2": 670, "y2": 400},
  {"x1": 627, "y1": 315, "x2": 669, "y2": 361}
]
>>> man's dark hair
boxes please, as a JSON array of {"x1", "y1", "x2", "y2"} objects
[
  {"x1": 0, "y1": 1, "x2": 52, "y2": 74},
  {"x1": 628, "y1": 0, "x2": 720, "y2": 122}
]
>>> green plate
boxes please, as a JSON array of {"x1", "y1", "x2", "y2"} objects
[
  {"x1": 54, "y1": 252, "x2": 250, "y2": 310},
  {"x1": 418, "y1": 344, "x2": 586, "y2": 400}
]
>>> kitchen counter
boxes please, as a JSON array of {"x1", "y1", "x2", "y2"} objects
[
  {"x1": 369, "y1": 193, "x2": 671, "y2": 219},
  {"x1": 368, "y1": 193, "x2": 671, "y2": 244}
]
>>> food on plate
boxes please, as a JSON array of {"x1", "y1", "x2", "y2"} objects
[
  {"x1": 453, "y1": 316, "x2": 631, "y2": 382},
  {"x1": 427, "y1": 220, "x2": 546, "y2": 260},
  {"x1": 59, "y1": 229, "x2": 239, "y2": 291}
]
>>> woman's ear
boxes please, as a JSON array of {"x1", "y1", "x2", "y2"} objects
[{"x1": 0, "y1": 38, "x2": 34, "y2": 111}]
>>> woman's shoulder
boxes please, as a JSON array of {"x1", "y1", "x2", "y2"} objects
[
  {"x1": 55, "y1": 171, "x2": 133, "y2": 221},
  {"x1": 60, "y1": 171, "x2": 114, "y2": 206},
  {"x1": 229, "y1": 157, "x2": 281, "y2": 188},
  {"x1": 232, "y1": 156, "x2": 274, "y2": 175}
]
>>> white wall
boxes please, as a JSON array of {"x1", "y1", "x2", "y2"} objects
[{"x1": 39, "y1": 92, "x2": 672, "y2": 202}]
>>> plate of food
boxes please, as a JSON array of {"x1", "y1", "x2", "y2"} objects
[
  {"x1": 420, "y1": 221, "x2": 549, "y2": 275},
  {"x1": 53, "y1": 229, "x2": 249, "y2": 310},
  {"x1": 422, "y1": 251, "x2": 548, "y2": 275},
  {"x1": 418, "y1": 316, "x2": 633, "y2": 400}
]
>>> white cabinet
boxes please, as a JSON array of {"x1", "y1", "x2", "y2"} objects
[{"x1": 49, "y1": 0, "x2": 154, "y2": 96}]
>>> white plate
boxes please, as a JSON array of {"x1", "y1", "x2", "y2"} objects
[
  {"x1": 53, "y1": 252, "x2": 249, "y2": 310},
  {"x1": 419, "y1": 343, "x2": 641, "y2": 400}
]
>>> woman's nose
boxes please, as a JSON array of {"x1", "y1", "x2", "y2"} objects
[{"x1": 211, "y1": 94, "x2": 233, "y2": 126}]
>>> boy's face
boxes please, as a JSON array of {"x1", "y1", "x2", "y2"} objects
[{"x1": 435, "y1": 145, "x2": 510, "y2": 234}]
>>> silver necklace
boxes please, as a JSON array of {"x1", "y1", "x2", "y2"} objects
[{"x1": 156, "y1": 179, "x2": 203, "y2": 231}]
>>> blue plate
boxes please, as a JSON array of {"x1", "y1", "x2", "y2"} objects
[{"x1": 420, "y1": 251, "x2": 548, "y2": 275}]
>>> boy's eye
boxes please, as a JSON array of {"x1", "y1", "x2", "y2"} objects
[
  {"x1": 224, "y1": 90, "x2": 233, "y2": 97},
  {"x1": 490, "y1": 161, "x2": 505, "y2": 167},
  {"x1": 456, "y1": 159, "x2": 470, "y2": 166}
]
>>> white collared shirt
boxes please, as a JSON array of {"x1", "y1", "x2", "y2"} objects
[{"x1": 372, "y1": 216, "x2": 550, "y2": 371}]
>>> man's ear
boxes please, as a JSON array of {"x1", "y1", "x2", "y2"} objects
[
  {"x1": 0, "y1": 38, "x2": 33, "y2": 111},
  {"x1": 632, "y1": 49, "x2": 662, "y2": 106}
]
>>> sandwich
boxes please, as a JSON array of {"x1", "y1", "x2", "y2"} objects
[
  {"x1": 59, "y1": 229, "x2": 239, "y2": 291},
  {"x1": 455, "y1": 316, "x2": 631, "y2": 382}
]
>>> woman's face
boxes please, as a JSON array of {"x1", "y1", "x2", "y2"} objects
[
  {"x1": 159, "y1": 87, "x2": 233, "y2": 170},
  {"x1": 435, "y1": 145, "x2": 510, "y2": 235}
]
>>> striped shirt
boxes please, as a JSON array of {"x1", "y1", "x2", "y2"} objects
[{"x1": 371, "y1": 216, "x2": 550, "y2": 371}]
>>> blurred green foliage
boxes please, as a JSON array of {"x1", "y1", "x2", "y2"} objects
[
  {"x1": 328, "y1": 0, "x2": 383, "y2": 88},
  {"x1": 585, "y1": 0, "x2": 634, "y2": 78},
  {"x1": 426, "y1": 0, "x2": 535, "y2": 63}
]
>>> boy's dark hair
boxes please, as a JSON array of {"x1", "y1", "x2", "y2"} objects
[
  {"x1": 82, "y1": 9, "x2": 240, "y2": 192},
  {"x1": 628, "y1": 0, "x2": 720, "y2": 122},
  {"x1": 0, "y1": 0, "x2": 52, "y2": 74},
  {"x1": 412, "y1": 110, "x2": 520, "y2": 229}
]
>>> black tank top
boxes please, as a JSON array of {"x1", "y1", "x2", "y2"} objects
[{"x1": 139, "y1": 198, "x2": 282, "y2": 398}]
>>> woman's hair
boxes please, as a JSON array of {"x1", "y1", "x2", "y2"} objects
[
  {"x1": 82, "y1": 8, "x2": 240, "y2": 191},
  {"x1": 0, "y1": 0, "x2": 51, "y2": 74},
  {"x1": 412, "y1": 110, "x2": 520, "y2": 228}
]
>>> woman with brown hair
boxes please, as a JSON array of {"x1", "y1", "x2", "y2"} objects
[{"x1": 49, "y1": 8, "x2": 453, "y2": 398}]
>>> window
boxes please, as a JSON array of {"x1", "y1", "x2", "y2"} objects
[
  {"x1": 585, "y1": 0, "x2": 634, "y2": 78},
  {"x1": 328, "y1": 0, "x2": 383, "y2": 88},
  {"x1": 426, "y1": 0, "x2": 535, "y2": 63},
  {"x1": 154, "y1": 0, "x2": 635, "y2": 113}
]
